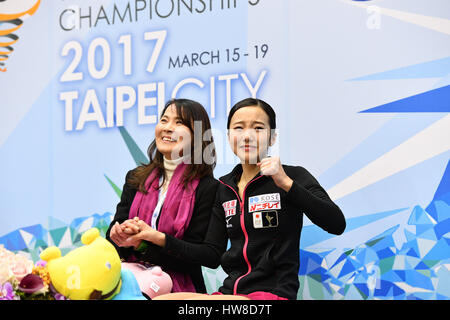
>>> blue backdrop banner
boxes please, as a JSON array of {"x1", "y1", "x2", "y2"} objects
[{"x1": 1, "y1": 0, "x2": 449, "y2": 300}]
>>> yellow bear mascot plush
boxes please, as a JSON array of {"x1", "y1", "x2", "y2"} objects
[{"x1": 40, "y1": 228, "x2": 122, "y2": 300}]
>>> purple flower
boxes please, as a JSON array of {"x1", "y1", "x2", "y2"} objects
[
  {"x1": 54, "y1": 293, "x2": 69, "y2": 300},
  {"x1": 0, "y1": 282, "x2": 16, "y2": 300},
  {"x1": 34, "y1": 260, "x2": 47, "y2": 268},
  {"x1": 49, "y1": 283, "x2": 69, "y2": 300},
  {"x1": 18, "y1": 274, "x2": 44, "y2": 294}
]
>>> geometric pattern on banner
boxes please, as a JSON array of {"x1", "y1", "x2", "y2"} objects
[
  {"x1": 359, "y1": 85, "x2": 450, "y2": 113},
  {"x1": 298, "y1": 159, "x2": 450, "y2": 300},
  {"x1": 0, "y1": 213, "x2": 114, "y2": 262}
]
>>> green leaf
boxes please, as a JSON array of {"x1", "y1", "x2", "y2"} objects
[{"x1": 104, "y1": 174, "x2": 122, "y2": 198}]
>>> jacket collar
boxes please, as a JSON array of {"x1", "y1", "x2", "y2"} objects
[{"x1": 219, "y1": 164, "x2": 264, "y2": 189}]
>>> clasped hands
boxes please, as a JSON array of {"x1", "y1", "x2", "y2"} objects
[{"x1": 110, "y1": 217, "x2": 165, "y2": 249}]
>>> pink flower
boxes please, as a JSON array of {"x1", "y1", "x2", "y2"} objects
[
  {"x1": 0, "y1": 246, "x2": 15, "y2": 284},
  {"x1": 9, "y1": 254, "x2": 34, "y2": 282},
  {"x1": 0, "y1": 246, "x2": 34, "y2": 284},
  {"x1": 0, "y1": 246, "x2": 15, "y2": 261},
  {"x1": 0, "y1": 263, "x2": 12, "y2": 285}
]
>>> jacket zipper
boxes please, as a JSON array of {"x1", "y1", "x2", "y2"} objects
[{"x1": 219, "y1": 175, "x2": 264, "y2": 295}]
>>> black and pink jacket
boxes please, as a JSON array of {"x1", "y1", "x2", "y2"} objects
[{"x1": 163, "y1": 164, "x2": 346, "y2": 299}]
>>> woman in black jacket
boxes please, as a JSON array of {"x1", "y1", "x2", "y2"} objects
[
  {"x1": 106, "y1": 98, "x2": 218, "y2": 294},
  {"x1": 126, "y1": 98, "x2": 346, "y2": 300}
]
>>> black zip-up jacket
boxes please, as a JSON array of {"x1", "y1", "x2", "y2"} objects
[
  {"x1": 163, "y1": 164, "x2": 346, "y2": 299},
  {"x1": 105, "y1": 169, "x2": 219, "y2": 294}
]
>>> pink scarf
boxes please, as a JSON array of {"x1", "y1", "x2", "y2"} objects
[{"x1": 129, "y1": 163, "x2": 200, "y2": 293}]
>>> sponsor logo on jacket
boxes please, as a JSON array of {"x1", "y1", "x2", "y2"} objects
[
  {"x1": 248, "y1": 193, "x2": 281, "y2": 212},
  {"x1": 222, "y1": 199, "x2": 237, "y2": 217}
]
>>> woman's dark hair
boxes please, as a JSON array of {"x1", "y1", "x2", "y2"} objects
[
  {"x1": 128, "y1": 98, "x2": 216, "y2": 194},
  {"x1": 227, "y1": 98, "x2": 276, "y2": 130}
]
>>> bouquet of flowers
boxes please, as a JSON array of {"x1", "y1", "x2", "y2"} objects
[{"x1": 0, "y1": 245, "x2": 67, "y2": 300}]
